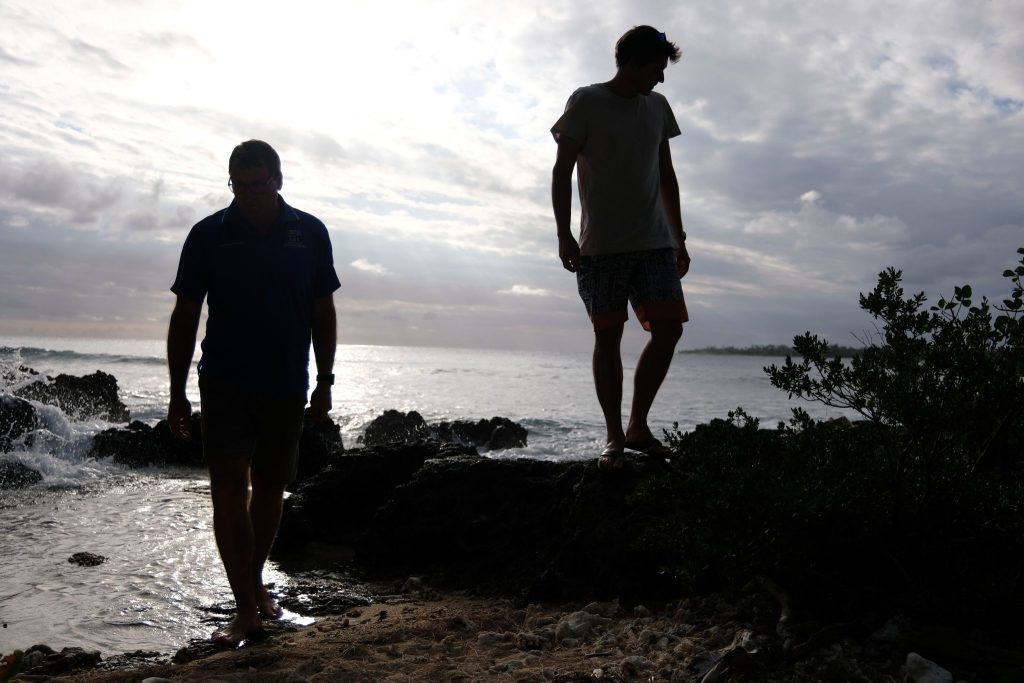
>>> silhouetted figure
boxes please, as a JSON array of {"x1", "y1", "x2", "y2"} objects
[
  {"x1": 551, "y1": 26, "x2": 690, "y2": 470},
  {"x1": 166, "y1": 140, "x2": 340, "y2": 645}
]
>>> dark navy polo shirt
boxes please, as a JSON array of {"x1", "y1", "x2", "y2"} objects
[{"x1": 171, "y1": 196, "x2": 341, "y2": 394}]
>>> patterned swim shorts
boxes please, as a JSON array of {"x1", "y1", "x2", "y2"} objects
[{"x1": 576, "y1": 247, "x2": 688, "y2": 331}]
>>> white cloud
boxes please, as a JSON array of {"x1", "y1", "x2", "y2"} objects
[
  {"x1": 498, "y1": 285, "x2": 554, "y2": 297},
  {"x1": 743, "y1": 191, "x2": 910, "y2": 251},
  {"x1": 349, "y1": 259, "x2": 391, "y2": 276}
]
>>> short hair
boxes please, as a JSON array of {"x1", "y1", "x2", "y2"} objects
[
  {"x1": 228, "y1": 139, "x2": 281, "y2": 179},
  {"x1": 614, "y1": 25, "x2": 681, "y2": 68}
]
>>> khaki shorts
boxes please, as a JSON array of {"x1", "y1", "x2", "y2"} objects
[
  {"x1": 577, "y1": 247, "x2": 689, "y2": 331},
  {"x1": 198, "y1": 374, "x2": 306, "y2": 485}
]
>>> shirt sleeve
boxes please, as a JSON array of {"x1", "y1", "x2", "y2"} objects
[
  {"x1": 312, "y1": 223, "x2": 342, "y2": 298},
  {"x1": 550, "y1": 88, "x2": 588, "y2": 144},
  {"x1": 662, "y1": 95, "x2": 681, "y2": 141},
  {"x1": 170, "y1": 225, "x2": 208, "y2": 302}
]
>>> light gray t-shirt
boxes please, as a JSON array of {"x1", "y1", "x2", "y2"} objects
[{"x1": 551, "y1": 84, "x2": 681, "y2": 256}]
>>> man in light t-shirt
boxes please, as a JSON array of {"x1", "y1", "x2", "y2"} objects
[{"x1": 551, "y1": 25, "x2": 690, "y2": 470}]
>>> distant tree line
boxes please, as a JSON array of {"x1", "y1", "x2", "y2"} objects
[{"x1": 680, "y1": 343, "x2": 863, "y2": 358}]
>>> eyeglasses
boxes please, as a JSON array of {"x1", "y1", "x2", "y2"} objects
[{"x1": 228, "y1": 176, "x2": 276, "y2": 194}]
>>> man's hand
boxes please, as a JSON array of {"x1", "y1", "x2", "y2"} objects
[
  {"x1": 552, "y1": 136, "x2": 581, "y2": 273},
  {"x1": 559, "y1": 235, "x2": 581, "y2": 273},
  {"x1": 308, "y1": 384, "x2": 332, "y2": 423},
  {"x1": 168, "y1": 395, "x2": 192, "y2": 440},
  {"x1": 675, "y1": 244, "x2": 691, "y2": 278}
]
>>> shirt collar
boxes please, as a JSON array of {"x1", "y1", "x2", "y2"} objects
[{"x1": 221, "y1": 195, "x2": 300, "y2": 227}]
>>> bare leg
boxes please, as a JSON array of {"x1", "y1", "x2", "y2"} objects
[
  {"x1": 249, "y1": 470, "x2": 286, "y2": 619},
  {"x1": 626, "y1": 320, "x2": 683, "y2": 444},
  {"x1": 593, "y1": 324, "x2": 627, "y2": 460},
  {"x1": 208, "y1": 459, "x2": 262, "y2": 644}
]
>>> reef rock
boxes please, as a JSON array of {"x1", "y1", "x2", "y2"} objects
[
  {"x1": 360, "y1": 410, "x2": 528, "y2": 450},
  {"x1": 295, "y1": 417, "x2": 345, "y2": 484},
  {"x1": 0, "y1": 459, "x2": 43, "y2": 489},
  {"x1": 88, "y1": 414, "x2": 343, "y2": 487},
  {"x1": 1, "y1": 394, "x2": 39, "y2": 452},
  {"x1": 89, "y1": 417, "x2": 204, "y2": 468},
  {"x1": 16, "y1": 644, "x2": 101, "y2": 677},
  {"x1": 433, "y1": 416, "x2": 528, "y2": 450},
  {"x1": 359, "y1": 410, "x2": 431, "y2": 446},
  {"x1": 278, "y1": 444, "x2": 678, "y2": 601},
  {"x1": 68, "y1": 552, "x2": 106, "y2": 567},
  {"x1": 275, "y1": 441, "x2": 477, "y2": 553},
  {"x1": 15, "y1": 370, "x2": 129, "y2": 422}
]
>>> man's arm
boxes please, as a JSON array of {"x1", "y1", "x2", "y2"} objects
[
  {"x1": 552, "y1": 136, "x2": 583, "y2": 273},
  {"x1": 659, "y1": 140, "x2": 690, "y2": 278},
  {"x1": 308, "y1": 294, "x2": 337, "y2": 422},
  {"x1": 167, "y1": 295, "x2": 202, "y2": 439}
]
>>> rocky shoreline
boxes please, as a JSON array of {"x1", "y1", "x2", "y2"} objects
[{"x1": 1, "y1": 372, "x2": 1018, "y2": 680}]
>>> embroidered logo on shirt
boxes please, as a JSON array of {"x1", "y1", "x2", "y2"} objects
[{"x1": 284, "y1": 228, "x2": 306, "y2": 248}]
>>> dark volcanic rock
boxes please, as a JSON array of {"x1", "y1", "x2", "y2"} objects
[
  {"x1": 355, "y1": 455, "x2": 579, "y2": 594},
  {"x1": 0, "y1": 459, "x2": 43, "y2": 489},
  {"x1": 357, "y1": 455, "x2": 673, "y2": 600},
  {"x1": 273, "y1": 567, "x2": 373, "y2": 616},
  {"x1": 360, "y1": 410, "x2": 430, "y2": 446},
  {"x1": 275, "y1": 441, "x2": 477, "y2": 554},
  {"x1": 294, "y1": 416, "x2": 345, "y2": 486},
  {"x1": 89, "y1": 417, "x2": 204, "y2": 468},
  {"x1": 279, "y1": 443, "x2": 678, "y2": 602},
  {"x1": 15, "y1": 371, "x2": 129, "y2": 422},
  {"x1": 360, "y1": 410, "x2": 528, "y2": 450},
  {"x1": 433, "y1": 416, "x2": 528, "y2": 449},
  {"x1": 68, "y1": 552, "x2": 106, "y2": 567},
  {"x1": 0, "y1": 394, "x2": 39, "y2": 452},
  {"x1": 88, "y1": 414, "x2": 344, "y2": 482},
  {"x1": 18, "y1": 644, "x2": 101, "y2": 677}
]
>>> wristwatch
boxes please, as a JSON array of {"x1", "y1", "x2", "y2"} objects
[{"x1": 316, "y1": 373, "x2": 335, "y2": 385}]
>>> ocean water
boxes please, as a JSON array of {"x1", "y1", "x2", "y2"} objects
[{"x1": 0, "y1": 336, "x2": 852, "y2": 657}]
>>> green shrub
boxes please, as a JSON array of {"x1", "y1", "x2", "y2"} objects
[
  {"x1": 765, "y1": 246, "x2": 1024, "y2": 480},
  {"x1": 633, "y1": 247, "x2": 1024, "y2": 623},
  {"x1": 638, "y1": 416, "x2": 898, "y2": 610}
]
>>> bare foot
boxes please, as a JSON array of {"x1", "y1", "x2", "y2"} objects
[
  {"x1": 257, "y1": 585, "x2": 283, "y2": 620},
  {"x1": 211, "y1": 614, "x2": 263, "y2": 647}
]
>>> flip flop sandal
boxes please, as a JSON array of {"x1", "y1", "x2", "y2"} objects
[
  {"x1": 624, "y1": 438, "x2": 674, "y2": 458},
  {"x1": 597, "y1": 445, "x2": 627, "y2": 471}
]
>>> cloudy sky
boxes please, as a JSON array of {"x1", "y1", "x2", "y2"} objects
[{"x1": 1, "y1": 0, "x2": 1021, "y2": 353}]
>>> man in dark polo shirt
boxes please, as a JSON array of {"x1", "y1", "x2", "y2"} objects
[{"x1": 166, "y1": 139, "x2": 341, "y2": 645}]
